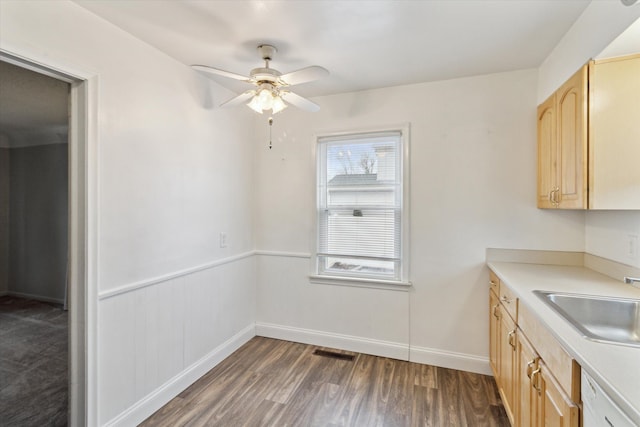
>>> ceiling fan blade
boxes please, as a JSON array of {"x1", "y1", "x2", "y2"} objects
[
  {"x1": 192, "y1": 65, "x2": 251, "y2": 82},
  {"x1": 281, "y1": 91, "x2": 320, "y2": 112},
  {"x1": 220, "y1": 90, "x2": 255, "y2": 107},
  {"x1": 279, "y1": 66, "x2": 329, "y2": 86}
]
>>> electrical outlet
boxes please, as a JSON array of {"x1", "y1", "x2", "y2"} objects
[
  {"x1": 219, "y1": 232, "x2": 228, "y2": 248},
  {"x1": 627, "y1": 234, "x2": 638, "y2": 260}
]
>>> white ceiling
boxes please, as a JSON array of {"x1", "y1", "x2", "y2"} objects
[
  {"x1": 74, "y1": 0, "x2": 594, "y2": 98},
  {"x1": 3, "y1": 0, "x2": 637, "y2": 149}
]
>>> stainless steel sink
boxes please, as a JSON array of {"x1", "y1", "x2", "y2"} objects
[{"x1": 533, "y1": 291, "x2": 640, "y2": 347}]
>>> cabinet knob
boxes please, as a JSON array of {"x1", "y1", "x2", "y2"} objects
[
  {"x1": 526, "y1": 358, "x2": 538, "y2": 379},
  {"x1": 549, "y1": 188, "x2": 560, "y2": 206},
  {"x1": 531, "y1": 367, "x2": 542, "y2": 394},
  {"x1": 507, "y1": 329, "x2": 517, "y2": 350}
]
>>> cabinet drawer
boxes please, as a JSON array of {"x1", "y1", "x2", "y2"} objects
[
  {"x1": 519, "y1": 302, "x2": 580, "y2": 402},
  {"x1": 489, "y1": 270, "x2": 500, "y2": 295},
  {"x1": 499, "y1": 282, "x2": 518, "y2": 322}
]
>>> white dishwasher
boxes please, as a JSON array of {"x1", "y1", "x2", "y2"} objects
[{"x1": 582, "y1": 370, "x2": 637, "y2": 427}]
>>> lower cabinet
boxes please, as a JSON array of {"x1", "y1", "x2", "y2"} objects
[
  {"x1": 499, "y1": 304, "x2": 518, "y2": 425},
  {"x1": 517, "y1": 333, "x2": 540, "y2": 427},
  {"x1": 489, "y1": 289, "x2": 500, "y2": 378},
  {"x1": 489, "y1": 269, "x2": 580, "y2": 427},
  {"x1": 538, "y1": 361, "x2": 579, "y2": 427}
]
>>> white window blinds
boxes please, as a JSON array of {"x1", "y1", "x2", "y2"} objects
[{"x1": 317, "y1": 131, "x2": 403, "y2": 281}]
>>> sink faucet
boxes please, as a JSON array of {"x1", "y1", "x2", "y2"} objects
[{"x1": 624, "y1": 277, "x2": 640, "y2": 286}]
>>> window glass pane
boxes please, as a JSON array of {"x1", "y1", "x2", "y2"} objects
[
  {"x1": 324, "y1": 137, "x2": 400, "y2": 208},
  {"x1": 317, "y1": 131, "x2": 403, "y2": 281}
]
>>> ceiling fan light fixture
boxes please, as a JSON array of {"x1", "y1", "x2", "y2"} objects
[
  {"x1": 257, "y1": 88, "x2": 274, "y2": 110},
  {"x1": 271, "y1": 95, "x2": 287, "y2": 114},
  {"x1": 246, "y1": 86, "x2": 288, "y2": 114},
  {"x1": 247, "y1": 95, "x2": 264, "y2": 114}
]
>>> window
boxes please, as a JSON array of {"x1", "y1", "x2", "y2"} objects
[{"x1": 316, "y1": 129, "x2": 408, "y2": 284}]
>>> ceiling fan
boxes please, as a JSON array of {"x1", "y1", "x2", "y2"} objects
[{"x1": 192, "y1": 44, "x2": 329, "y2": 114}]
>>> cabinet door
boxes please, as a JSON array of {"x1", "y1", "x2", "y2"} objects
[
  {"x1": 555, "y1": 65, "x2": 588, "y2": 209},
  {"x1": 538, "y1": 361, "x2": 579, "y2": 427},
  {"x1": 517, "y1": 333, "x2": 540, "y2": 427},
  {"x1": 489, "y1": 290, "x2": 500, "y2": 378},
  {"x1": 537, "y1": 94, "x2": 557, "y2": 208},
  {"x1": 498, "y1": 307, "x2": 518, "y2": 425},
  {"x1": 589, "y1": 54, "x2": 640, "y2": 209}
]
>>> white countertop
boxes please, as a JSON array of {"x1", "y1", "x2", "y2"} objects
[{"x1": 487, "y1": 261, "x2": 640, "y2": 425}]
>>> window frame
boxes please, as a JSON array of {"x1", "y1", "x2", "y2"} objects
[{"x1": 311, "y1": 125, "x2": 411, "y2": 289}]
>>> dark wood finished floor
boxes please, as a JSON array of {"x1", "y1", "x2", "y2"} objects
[
  {"x1": 141, "y1": 337, "x2": 509, "y2": 427},
  {"x1": 0, "y1": 296, "x2": 68, "y2": 427}
]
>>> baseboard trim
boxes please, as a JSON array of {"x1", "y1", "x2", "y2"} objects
[
  {"x1": 5, "y1": 291, "x2": 64, "y2": 305},
  {"x1": 409, "y1": 345, "x2": 492, "y2": 376},
  {"x1": 255, "y1": 322, "x2": 491, "y2": 375},
  {"x1": 104, "y1": 323, "x2": 256, "y2": 427},
  {"x1": 256, "y1": 322, "x2": 409, "y2": 360},
  {"x1": 103, "y1": 321, "x2": 492, "y2": 426}
]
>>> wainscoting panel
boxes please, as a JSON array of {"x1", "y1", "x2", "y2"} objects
[
  {"x1": 183, "y1": 258, "x2": 256, "y2": 367},
  {"x1": 98, "y1": 254, "x2": 256, "y2": 426},
  {"x1": 99, "y1": 288, "x2": 139, "y2": 425},
  {"x1": 133, "y1": 277, "x2": 185, "y2": 402},
  {"x1": 255, "y1": 253, "x2": 410, "y2": 359}
]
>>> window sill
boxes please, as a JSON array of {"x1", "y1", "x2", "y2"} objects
[{"x1": 308, "y1": 274, "x2": 412, "y2": 291}]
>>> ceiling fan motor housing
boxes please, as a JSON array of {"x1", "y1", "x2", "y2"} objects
[
  {"x1": 250, "y1": 67, "x2": 281, "y2": 84},
  {"x1": 258, "y1": 44, "x2": 277, "y2": 61},
  {"x1": 256, "y1": 82, "x2": 278, "y2": 95}
]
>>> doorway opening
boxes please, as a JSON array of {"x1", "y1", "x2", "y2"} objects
[
  {"x1": 0, "y1": 59, "x2": 70, "y2": 425},
  {"x1": 0, "y1": 51, "x2": 93, "y2": 426}
]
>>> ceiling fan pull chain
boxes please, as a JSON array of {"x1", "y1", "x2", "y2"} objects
[{"x1": 268, "y1": 117, "x2": 273, "y2": 149}]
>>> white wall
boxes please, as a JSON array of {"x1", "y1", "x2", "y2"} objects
[
  {"x1": 1, "y1": 1, "x2": 257, "y2": 425},
  {"x1": 538, "y1": 2, "x2": 640, "y2": 268},
  {"x1": 585, "y1": 211, "x2": 640, "y2": 267},
  {"x1": 254, "y1": 68, "x2": 585, "y2": 373},
  {"x1": 9, "y1": 143, "x2": 68, "y2": 303},
  {"x1": 538, "y1": 2, "x2": 640, "y2": 103}
]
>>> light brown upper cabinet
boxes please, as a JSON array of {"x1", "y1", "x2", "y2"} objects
[
  {"x1": 537, "y1": 66, "x2": 587, "y2": 209},
  {"x1": 589, "y1": 54, "x2": 640, "y2": 209},
  {"x1": 537, "y1": 54, "x2": 640, "y2": 210}
]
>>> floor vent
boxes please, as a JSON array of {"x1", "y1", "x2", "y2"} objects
[{"x1": 312, "y1": 349, "x2": 355, "y2": 361}]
